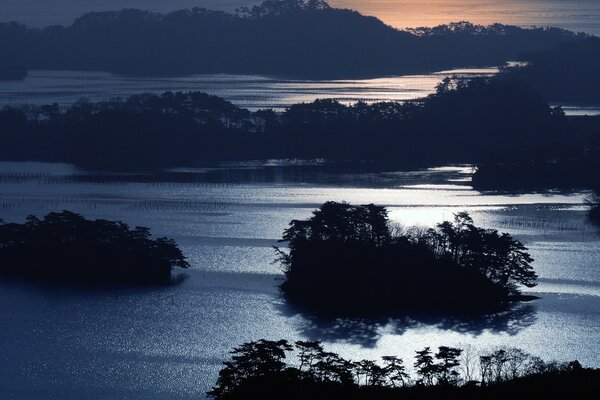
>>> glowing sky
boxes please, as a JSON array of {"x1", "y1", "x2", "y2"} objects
[
  {"x1": 1, "y1": 1, "x2": 600, "y2": 34},
  {"x1": 330, "y1": 0, "x2": 600, "y2": 32}
]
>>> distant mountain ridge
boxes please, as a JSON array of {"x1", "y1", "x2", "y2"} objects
[{"x1": 0, "y1": 0, "x2": 586, "y2": 78}]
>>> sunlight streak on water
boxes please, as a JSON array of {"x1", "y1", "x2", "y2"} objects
[
  {"x1": 0, "y1": 161, "x2": 599, "y2": 399},
  {"x1": 0, "y1": 69, "x2": 491, "y2": 111}
]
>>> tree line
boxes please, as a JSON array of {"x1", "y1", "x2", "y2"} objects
[
  {"x1": 1, "y1": 76, "x2": 591, "y2": 170},
  {"x1": 207, "y1": 338, "x2": 590, "y2": 400}
]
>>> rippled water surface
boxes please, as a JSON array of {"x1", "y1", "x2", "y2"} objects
[
  {"x1": 0, "y1": 68, "x2": 496, "y2": 111},
  {"x1": 0, "y1": 161, "x2": 598, "y2": 399},
  {"x1": 1, "y1": 69, "x2": 598, "y2": 116}
]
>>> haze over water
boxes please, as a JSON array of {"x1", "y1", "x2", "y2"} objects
[{"x1": 2, "y1": 1, "x2": 600, "y2": 35}]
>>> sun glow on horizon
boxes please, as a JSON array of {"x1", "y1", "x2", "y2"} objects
[{"x1": 329, "y1": 0, "x2": 600, "y2": 33}]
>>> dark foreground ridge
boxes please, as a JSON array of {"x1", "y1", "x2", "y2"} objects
[
  {"x1": 208, "y1": 339, "x2": 596, "y2": 400},
  {"x1": 0, "y1": 0, "x2": 583, "y2": 78},
  {"x1": 0, "y1": 211, "x2": 189, "y2": 285},
  {"x1": 276, "y1": 202, "x2": 537, "y2": 316}
]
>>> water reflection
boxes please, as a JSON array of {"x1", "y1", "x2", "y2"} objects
[
  {"x1": 1, "y1": 161, "x2": 599, "y2": 399},
  {"x1": 278, "y1": 301, "x2": 537, "y2": 348}
]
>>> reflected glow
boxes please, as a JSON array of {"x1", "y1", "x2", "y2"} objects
[
  {"x1": 0, "y1": 68, "x2": 493, "y2": 111},
  {"x1": 554, "y1": 105, "x2": 600, "y2": 116},
  {"x1": 1, "y1": 162, "x2": 599, "y2": 399},
  {"x1": 0, "y1": 70, "x2": 595, "y2": 116},
  {"x1": 388, "y1": 206, "x2": 504, "y2": 227}
]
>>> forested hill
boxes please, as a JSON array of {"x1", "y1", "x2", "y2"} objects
[
  {"x1": 0, "y1": 0, "x2": 585, "y2": 78},
  {"x1": 1, "y1": 78, "x2": 593, "y2": 170}
]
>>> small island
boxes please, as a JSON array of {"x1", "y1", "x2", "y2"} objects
[
  {"x1": 0, "y1": 211, "x2": 189, "y2": 285},
  {"x1": 276, "y1": 202, "x2": 537, "y2": 315}
]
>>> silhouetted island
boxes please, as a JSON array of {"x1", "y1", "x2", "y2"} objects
[
  {"x1": 0, "y1": 0, "x2": 585, "y2": 78},
  {"x1": 3, "y1": 76, "x2": 596, "y2": 170},
  {"x1": 207, "y1": 339, "x2": 596, "y2": 400},
  {"x1": 0, "y1": 211, "x2": 189, "y2": 285},
  {"x1": 275, "y1": 202, "x2": 537, "y2": 315}
]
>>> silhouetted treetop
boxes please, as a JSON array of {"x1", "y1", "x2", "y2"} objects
[
  {"x1": 207, "y1": 338, "x2": 593, "y2": 400},
  {"x1": 237, "y1": 0, "x2": 332, "y2": 18},
  {"x1": 0, "y1": 211, "x2": 189, "y2": 285},
  {"x1": 408, "y1": 21, "x2": 577, "y2": 37},
  {"x1": 281, "y1": 202, "x2": 390, "y2": 246}
]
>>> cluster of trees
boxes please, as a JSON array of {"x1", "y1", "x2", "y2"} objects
[
  {"x1": 237, "y1": 0, "x2": 332, "y2": 17},
  {"x1": 0, "y1": 211, "x2": 189, "y2": 285},
  {"x1": 0, "y1": 0, "x2": 584, "y2": 78},
  {"x1": 276, "y1": 202, "x2": 536, "y2": 315},
  {"x1": 208, "y1": 339, "x2": 590, "y2": 400},
  {"x1": 9, "y1": 91, "x2": 251, "y2": 127},
  {"x1": 1, "y1": 76, "x2": 587, "y2": 169},
  {"x1": 0, "y1": 91, "x2": 260, "y2": 168}
]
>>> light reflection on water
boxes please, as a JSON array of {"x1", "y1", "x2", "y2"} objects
[
  {"x1": 1, "y1": 69, "x2": 596, "y2": 116},
  {"x1": 0, "y1": 69, "x2": 494, "y2": 111},
  {"x1": 0, "y1": 161, "x2": 598, "y2": 399}
]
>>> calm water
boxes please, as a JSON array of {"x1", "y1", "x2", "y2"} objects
[
  {"x1": 1, "y1": 69, "x2": 598, "y2": 116},
  {"x1": 0, "y1": 68, "x2": 497, "y2": 112},
  {"x1": 0, "y1": 161, "x2": 598, "y2": 399},
  {"x1": 3, "y1": 1, "x2": 600, "y2": 36}
]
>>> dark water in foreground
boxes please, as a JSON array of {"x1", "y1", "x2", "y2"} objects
[{"x1": 0, "y1": 162, "x2": 599, "y2": 399}]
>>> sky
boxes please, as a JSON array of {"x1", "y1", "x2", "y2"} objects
[{"x1": 1, "y1": 1, "x2": 600, "y2": 34}]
